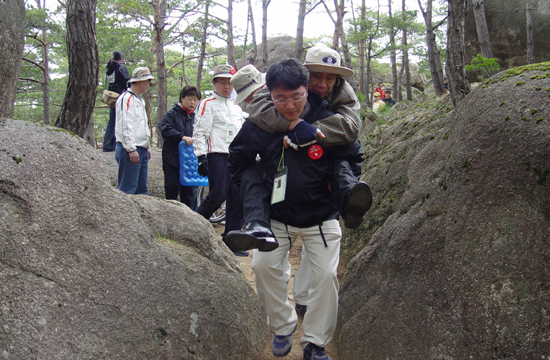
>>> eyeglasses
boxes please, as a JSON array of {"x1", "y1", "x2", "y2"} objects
[{"x1": 271, "y1": 92, "x2": 306, "y2": 104}]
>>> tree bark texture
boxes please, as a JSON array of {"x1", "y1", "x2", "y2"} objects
[
  {"x1": 418, "y1": 0, "x2": 446, "y2": 96},
  {"x1": 526, "y1": 0, "x2": 534, "y2": 64},
  {"x1": 397, "y1": 58, "x2": 404, "y2": 101},
  {"x1": 403, "y1": 0, "x2": 411, "y2": 101},
  {"x1": 227, "y1": 0, "x2": 237, "y2": 68},
  {"x1": 248, "y1": 0, "x2": 257, "y2": 65},
  {"x1": 472, "y1": 0, "x2": 493, "y2": 59},
  {"x1": 359, "y1": 0, "x2": 366, "y2": 94},
  {"x1": 153, "y1": 0, "x2": 167, "y2": 148},
  {"x1": 295, "y1": 0, "x2": 307, "y2": 60},
  {"x1": 38, "y1": 0, "x2": 51, "y2": 125},
  {"x1": 334, "y1": 0, "x2": 352, "y2": 69},
  {"x1": 389, "y1": 0, "x2": 398, "y2": 95},
  {"x1": 0, "y1": 0, "x2": 25, "y2": 119},
  {"x1": 446, "y1": 0, "x2": 471, "y2": 107},
  {"x1": 261, "y1": 0, "x2": 271, "y2": 71},
  {"x1": 196, "y1": 0, "x2": 210, "y2": 89},
  {"x1": 55, "y1": 0, "x2": 99, "y2": 140}
]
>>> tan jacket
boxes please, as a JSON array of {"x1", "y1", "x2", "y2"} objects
[{"x1": 245, "y1": 80, "x2": 361, "y2": 147}]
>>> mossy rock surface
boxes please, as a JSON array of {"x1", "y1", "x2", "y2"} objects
[{"x1": 338, "y1": 64, "x2": 550, "y2": 359}]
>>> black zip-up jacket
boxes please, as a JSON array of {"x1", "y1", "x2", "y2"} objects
[
  {"x1": 158, "y1": 103, "x2": 195, "y2": 170},
  {"x1": 106, "y1": 60, "x2": 130, "y2": 95},
  {"x1": 229, "y1": 93, "x2": 362, "y2": 228}
]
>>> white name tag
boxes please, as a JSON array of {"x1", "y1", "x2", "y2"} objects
[
  {"x1": 225, "y1": 123, "x2": 236, "y2": 143},
  {"x1": 271, "y1": 166, "x2": 288, "y2": 204}
]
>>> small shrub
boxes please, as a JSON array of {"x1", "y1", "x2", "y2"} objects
[{"x1": 465, "y1": 54, "x2": 500, "y2": 81}]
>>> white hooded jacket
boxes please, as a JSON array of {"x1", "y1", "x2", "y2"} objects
[
  {"x1": 192, "y1": 93, "x2": 245, "y2": 157},
  {"x1": 115, "y1": 90, "x2": 151, "y2": 152}
]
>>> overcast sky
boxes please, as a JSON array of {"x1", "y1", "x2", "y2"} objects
[{"x1": 229, "y1": 0, "x2": 422, "y2": 43}]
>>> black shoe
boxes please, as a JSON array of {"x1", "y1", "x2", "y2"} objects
[
  {"x1": 344, "y1": 181, "x2": 373, "y2": 229},
  {"x1": 225, "y1": 221, "x2": 279, "y2": 252},
  {"x1": 303, "y1": 342, "x2": 332, "y2": 360},
  {"x1": 295, "y1": 303, "x2": 307, "y2": 317}
]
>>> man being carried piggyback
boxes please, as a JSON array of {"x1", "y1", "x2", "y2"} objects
[{"x1": 226, "y1": 44, "x2": 372, "y2": 249}]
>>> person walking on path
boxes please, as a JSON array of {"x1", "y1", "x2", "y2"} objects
[{"x1": 103, "y1": 50, "x2": 130, "y2": 152}]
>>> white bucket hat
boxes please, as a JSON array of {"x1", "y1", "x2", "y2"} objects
[
  {"x1": 128, "y1": 67, "x2": 154, "y2": 83},
  {"x1": 230, "y1": 65, "x2": 266, "y2": 104},
  {"x1": 304, "y1": 44, "x2": 354, "y2": 78}
]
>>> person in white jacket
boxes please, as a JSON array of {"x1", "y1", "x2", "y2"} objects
[
  {"x1": 115, "y1": 67, "x2": 154, "y2": 194},
  {"x1": 193, "y1": 64, "x2": 248, "y2": 256}
]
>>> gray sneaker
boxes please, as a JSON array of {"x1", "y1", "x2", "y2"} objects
[{"x1": 271, "y1": 325, "x2": 296, "y2": 357}]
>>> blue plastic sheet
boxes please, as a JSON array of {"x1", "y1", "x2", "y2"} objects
[{"x1": 179, "y1": 142, "x2": 209, "y2": 186}]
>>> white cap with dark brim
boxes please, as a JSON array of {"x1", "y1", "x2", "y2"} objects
[{"x1": 303, "y1": 44, "x2": 354, "y2": 78}]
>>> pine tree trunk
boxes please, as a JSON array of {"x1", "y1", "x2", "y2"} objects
[
  {"x1": 261, "y1": 0, "x2": 271, "y2": 71},
  {"x1": 0, "y1": 0, "x2": 25, "y2": 119},
  {"x1": 403, "y1": 0, "x2": 411, "y2": 101},
  {"x1": 472, "y1": 0, "x2": 494, "y2": 59},
  {"x1": 359, "y1": 0, "x2": 366, "y2": 94},
  {"x1": 227, "y1": 0, "x2": 237, "y2": 68},
  {"x1": 397, "y1": 58, "x2": 404, "y2": 101},
  {"x1": 248, "y1": 0, "x2": 257, "y2": 65},
  {"x1": 153, "y1": 0, "x2": 167, "y2": 148},
  {"x1": 38, "y1": 0, "x2": 51, "y2": 125},
  {"x1": 418, "y1": 0, "x2": 445, "y2": 95},
  {"x1": 295, "y1": 0, "x2": 307, "y2": 60},
  {"x1": 526, "y1": 0, "x2": 534, "y2": 64},
  {"x1": 196, "y1": 0, "x2": 210, "y2": 89},
  {"x1": 55, "y1": 0, "x2": 99, "y2": 139},
  {"x1": 446, "y1": 0, "x2": 471, "y2": 107},
  {"x1": 389, "y1": 0, "x2": 398, "y2": 96},
  {"x1": 335, "y1": 0, "x2": 352, "y2": 69}
]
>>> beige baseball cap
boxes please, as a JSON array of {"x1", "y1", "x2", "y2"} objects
[
  {"x1": 128, "y1": 67, "x2": 154, "y2": 83},
  {"x1": 213, "y1": 64, "x2": 236, "y2": 80},
  {"x1": 230, "y1": 65, "x2": 266, "y2": 104},
  {"x1": 304, "y1": 44, "x2": 354, "y2": 78}
]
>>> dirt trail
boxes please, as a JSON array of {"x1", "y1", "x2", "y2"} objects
[{"x1": 213, "y1": 224, "x2": 339, "y2": 360}]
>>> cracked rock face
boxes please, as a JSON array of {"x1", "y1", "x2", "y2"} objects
[
  {"x1": 0, "y1": 119, "x2": 269, "y2": 360},
  {"x1": 338, "y1": 64, "x2": 550, "y2": 359}
]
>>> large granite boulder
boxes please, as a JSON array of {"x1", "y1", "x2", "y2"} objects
[
  {"x1": 338, "y1": 63, "x2": 550, "y2": 359},
  {"x1": 465, "y1": 0, "x2": 550, "y2": 68},
  {"x1": 0, "y1": 119, "x2": 269, "y2": 359}
]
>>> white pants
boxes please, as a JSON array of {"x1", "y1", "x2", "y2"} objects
[
  {"x1": 252, "y1": 219, "x2": 341, "y2": 348},
  {"x1": 293, "y1": 245, "x2": 310, "y2": 306}
]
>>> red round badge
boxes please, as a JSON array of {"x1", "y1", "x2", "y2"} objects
[
  {"x1": 308, "y1": 144, "x2": 323, "y2": 160},
  {"x1": 230, "y1": 66, "x2": 236, "y2": 75}
]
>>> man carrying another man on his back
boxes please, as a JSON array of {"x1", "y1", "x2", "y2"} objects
[
  {"x1": 115, "y1": 67, "x2": 154, "y2": 195},
  {"x1": 229, "y1": 58, "x2": 363, "y2": 360}
]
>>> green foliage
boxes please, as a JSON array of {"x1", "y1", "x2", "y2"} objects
[{"x1": 465, "y1": 54, "x2": 500, "y2": 82}]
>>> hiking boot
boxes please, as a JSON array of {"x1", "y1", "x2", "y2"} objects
[
  {"x1": 225, "y1": 221, "x2": 279, "y2": 252},
  {"x1": 271, "y1": 325, "x2": 296, "y2": 357},
  {"x1": 303, "y1": 342, "x2": 332, "y2": 360},
  {"x1": 344, "y1": 181, "x2": 373, "y2": 229},
  {"x1": 295, "y1": 303, "x2": 307, "y2": 317}
]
